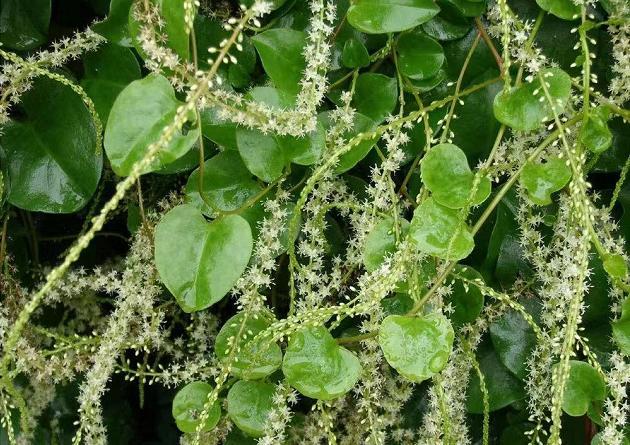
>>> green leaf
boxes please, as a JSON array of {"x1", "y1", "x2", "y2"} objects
[
  {"x1": 520, "y1": 157, "x2": 572, "y2": 205},
  {"x1": 282, "y1": 326, "x2": 361, "y2": 400},
  {"x1": 171, "y1": 381, "x2": 221, "y2": 433},
  {"x1": 93, "y1": 0, "x2": 134, "y2": 46},
  {"x1": 467, "y1": 338, "x2": 525, "y2": 413},
  {"x1": 422, "y1": 4, "x2": 471, "y2": 41},
  {"x1": 363, "y1": 217, "x2": 410, "y2": 272},
  {"x1": 154, "y1": 204, "x2": 253, "y2": 312},
  {"x1": 352, "y1": 73, "x2": 398, "y2": 123},
  {"x1": 227, "y1": 380, "x2": 275, "y2": 437},
  {"x1": 252, "y1": 29, "x2": 307, "y2": 96},
  {"x1": 200, "y1": 107, "x2": 238, "y2": 151},
  {"x1": 155, "y1": 0, "x2": 192, "y2": 59},
  {"x1": 489, "y1": 299, "x2": 539, "y2": 380},
  {"x1": 237, "y1": 129, "x2": 286, "y2": 183},
  {"x1": 449, "y1": 266, "x2": 485, "y2": 327},
  {"x1": 319, "y1": 111, "x2": 379, "y2": 174},
  {"x1": 214, "y1": 312, "x2": 283, "y2": 380},
  {"x1": 379, "y1": 314, "x2": 454, "y2": 383},
  {"x1": 0, "y1": 0, "x2": 50, "y2": 50},
  {"x1": 493, "y1": 68, "x2": 572, "y2": 132},
  {"x1": 612, "y1": 297, "x2": 630, "y2": 355},
  {"x1": 347, "y1": 0, "x2": 440, "y2": 34},
  {"x1": 603, "y1": 253, "x2": 628, "y2": 279},
  {"x1": 81, "y1": 43, "x2": 141, "y2": 123},
  {"x1": 409, "y1": 197, "x2": 475, "y2": 260},
  {"x1": 536, "y1": 0, "x2": 580, "y2": 21},
  {"x1": 342, "y1": 37, "x2": 370, "y2": 68},
  {"x1": 421, "y1": 143, "x2": 491, "y2": 209},
  {"x1": 579, "y1": 107, "x2": 612, "y2": 154},
  {"x1": 441, "y1": 0, "x2": 487, "y2": 17},
  {"x1": 397, "y1": 31, "x2": 445, "y2": 80},
  {"x1": 104, "y1": 73, "x2": 199, "y2": 176},
  {"x1": 559, "y1": 360, "x2": 607, "y2": 417},
  {"x1": 185, "y1": 151, "x2": 261, "y2": 215},
  {"x1": 0, "y1": 77, "x2": 101, "y2": 213}
]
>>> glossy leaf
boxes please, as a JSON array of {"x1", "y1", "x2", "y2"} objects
[
  {"x1": 171, "y1": 381, "x2": 221, "y2": 433},
  {"x1": 104, "y1": 74, "x2": 199, "y2": 176},
  {"x1": 489, "y1": 299, "x2": 539, "y2": 380},
  {"x1": 227, "y1": 380, "x2": 275, "y2": 437},
  {"x1": 237, "y1": 129, "x2": 286, "y2": 183},
  {"x1": 352, "y1": 74, "x2": 398, "y2": 123},
  {"x1": 81, "y1": 43, "x2": 141, "y2": 123},
  {"x1": 379, "y1": 314, "x2": 454, "y2": 382},
  {"x1": 155, "y1": 0, "x2": 192, "y2": 60},
  {"x1": 0, "y1": 0, "x2": 50, "y2": 50},
  {"x1": 397, "y1": 31, "x2": 445, "y2": 80},
  {"x1": 92, "y1": 0, "x2": 134, "y2": 46},
  {"x1": 214, "y1": 312, "x2": 283, "y2": 380},
  {"x1": 559, "y1": 360, "x2": 607, "y2": 416},
  {"x1": 467, "y1": 338, "x2": 525, "y2": 413},
  {"x1": 536, "y1": 0, "x2": 580, "y2": 21},
  {"x1": 442, "y1": 0, "x2": 487, "y2": 17},
  {"x1": 0, "y1": 77, "x2": 101, "y2": 213},
  {"x1": 185, "y1": 151, "x2": 261, "y2": 215},
  {"x1": 421, "y1": 143, "x2": 491, "y2": 209},
  {"x1": 520, "y1": 157, "x2": 572, "y2": 205},
  {"x1": 154, "y1": 204, "x2": 253, "y2": 312},
  {"x1": 363, "y1": 217, "x2": 410, "y2": 272},
  {"x1": 252, "y1": 29, "x2": 307, "y2": 96},
  {"x1": 282, "y1": 326, "x2": 361, "y2": 400},
  {"x1": 580, "y1": 107, "x2": 612, "y2": 154},
  {"x1": 603, "y1": 253, "x2": 628, "y2": 279},
  {"x1": 409, "y1": 197, "x2": 475, "y2": 260},
  {"x1": 347, "y1": 0, "x2": 440, "y2": 34},
  {"x1": 342, "y1": 37, "x2": 370, "y2": 68},
  {"x1": 449, "y1": 266, "x2": 485, "y2": 327},
  {"x1": 422, "y1": 5, "x2": 471, "y2": 41},
  {"x1": 493, "y1": 68, "x2": 572, "y2": 132}
]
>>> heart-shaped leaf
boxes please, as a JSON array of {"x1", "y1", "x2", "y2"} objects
[
  {"x1": 0, "y1": 0, "x2": 50, "y2": 50},
  {"x1": 104, "y1": 73, "x2": 199, "y2": 176},
  {"x1": 0, "y1": 77, "x2": 101, "y2": 213},
  {"x1": 252, "y1": 29, "x2": 307, "y2": 96},
  {"x1": 397, "y1": 30, "x2": 445, "y2": 80},
  {"x1": 214, "y1": 312, "x2": 282, "y2": 380},
  {"x1": 493, "y1": 68, "x2": 572, "y2": 132},
  {"x1": 81, "y1": 42, "x2": 141, "y2": 123},
  {"x1": 603, "y1": 253, "x2": 628, "y2": 279},
  {"x1": 536, "y1": 0, "x2": 580, "y2": 21},
  {"x1": 172, "y1": 381, "x2": 221, "y2": 433},
  {"x1": 282, "y1": 326, "x2": 361, "y2": 400},
  {"x1": 421, "y1": 143, "x2": 491, "y2": 209},
  {"x1": 352, "y1": 73, "x2": 398, "y2": 123},
  {"x1": 520, "y1": 157, "x2": 572, "y2": 205},
  {"x1": 559, "y1": 360, "x2": 607, "y2": 417},
  {"x1": 378, "y1": 313, "x2": 454, "y2": 382},
  {"x1": 227, "y1": 380, "x2": 275, "y2": 437},
  {"x1": 580, "y1": 107, "x2": 612, "y2": 154},
  {"x1": 409, "y1": 197, "x2": 475, "y2": 260},
  {"x1": 154, "y1": 204, "x2": 253, "y2": 312},
  {"x1": 347, "y1": 0, "x2": 440, "y2": 34},
  {"x1": 185, "y1": 151, "x2": 261, "y2": 215},
  {"x1": 422, "y1": 6, "x2": 471, "y2": 41}
]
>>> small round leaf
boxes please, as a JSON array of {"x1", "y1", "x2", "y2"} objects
[
  {"x1": 559, "y1": 360, "x2": 607, "y2": 417},
  {"x1": 214, "y1": 312, "x2": 283, "y2": 380},
  {"x1": 421, "y1": 143, "x2": 491, "y2": 209},
  {"x1": 347, "y1": 0, "x2": 440, "y2": 34},
  {"x1": 409, "y1": 197, "x2": 475, "y2": 260},
  {"x1": 227, "y1": 380, "x2": 275, "y2": 437},
  {"x1": 397, "y1": 31, "x2": 445, "y2": 80},
  {"x1": 282, "y1": 326, "x2": 361, "y2": 400},
  {"x1": 363, "y1": 217, "x2": 410, "y2": 272},
  {"x1": 378, "y1": 314, "x2": 454, "y2": 383},
  {"x1": 536, "y1": 0, "x2": 580, "y2": 21},
  {"x1": 172, "y1": 381, "x2": 221, "y2": 433},
  {"x1": 520, "y1": 157, "x2": 572, "y2": 205}
]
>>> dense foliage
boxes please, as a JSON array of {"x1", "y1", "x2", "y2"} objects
[{"x1": 0, "y1": 0, "x2": 629, "y2": 444}]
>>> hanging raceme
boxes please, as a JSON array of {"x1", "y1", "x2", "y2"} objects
[{"x1": 0, "y1": 0, "x2": 628, "y2": 444}]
